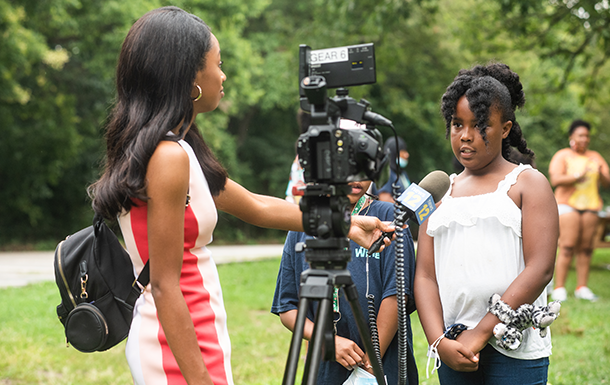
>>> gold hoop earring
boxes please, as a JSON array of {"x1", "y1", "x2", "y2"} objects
[{"x1": 192, "y1": 84, "x2": 202, "y2": 102}]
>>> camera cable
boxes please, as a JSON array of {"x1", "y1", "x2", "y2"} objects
[{"x1": 390, "y1": 131, "x2": 410, "y2": 385}]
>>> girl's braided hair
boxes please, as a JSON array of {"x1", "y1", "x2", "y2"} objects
[{"x1": 440, "y1": 63, "x2": 534, "y2": 162}]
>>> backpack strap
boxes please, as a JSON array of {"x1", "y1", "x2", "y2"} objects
[
  {"x1": 136, "y1": 262, "x2": 150, "y2": 289},
  {"x1": 108, "y1": 186, "x2": 187, "y2": 307},
  {"x1": 126, "y1": 261, "x2": 149, "y2": 306},
  {"x1": 92, "y1": 213, "x2": 151, "y2": 307}
]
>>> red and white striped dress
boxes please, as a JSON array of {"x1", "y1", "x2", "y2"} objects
[{"x1": 119, "y1": 139, "x2": 233, "y2": 385}]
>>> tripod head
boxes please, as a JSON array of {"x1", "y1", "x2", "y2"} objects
[{"x1": 297, "y1": 183, "x2": 352, "y2": 269}]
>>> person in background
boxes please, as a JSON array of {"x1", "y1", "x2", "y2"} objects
[
  {"x1": 548, "y1": 119, "x2": 610, "y2": 302},
  {"x1": 377, "y1": 137, "x2": 411, "y2": 202},
  {"x1": 285, "y1": 110, "x2": 310, "y2": 204},
  {"x1": 272, "y1": 179, "x2": 418, "y2": 385},
  {"x1": 285, "y1": 156, "x2": 305, "y2": 204},
  {"x1": 88, "y1": 7, "x2": 395, "y2": 384}
]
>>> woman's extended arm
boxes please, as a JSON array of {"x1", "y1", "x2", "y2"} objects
[
  {"x1": 214, "y1": 178, "x2": 394, "y2": 249},
  {"x1": 146, "y1": 142, "x2": 212, "y2": 384},
  {"x1": 214, "y1": 178, "x2": 303, "y2": 231}
]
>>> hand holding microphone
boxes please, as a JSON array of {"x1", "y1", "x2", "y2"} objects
[{"x1": 367, "y1": 170, "x2": 450, "y2": 255}]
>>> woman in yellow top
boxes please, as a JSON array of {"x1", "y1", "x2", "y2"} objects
[{"x1": 549, "y1": 119, "x2": 610, "y2": 302}]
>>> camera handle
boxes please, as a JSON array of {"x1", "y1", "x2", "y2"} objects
[{"x1": 282, "y1": 265, "x2": 386, "y2": 385}]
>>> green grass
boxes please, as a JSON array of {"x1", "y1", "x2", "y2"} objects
[{"x1": 2, "y1": 252, "x2": 610, "y2": 384}]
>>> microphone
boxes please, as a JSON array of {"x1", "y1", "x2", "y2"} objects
[{"x1": 367, "y1": 170, "x2": 450, "y2": 255}]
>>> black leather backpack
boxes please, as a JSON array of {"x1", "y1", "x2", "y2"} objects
[{"x1": 54, "y1": 214, "x2": 149, "y2": 352}]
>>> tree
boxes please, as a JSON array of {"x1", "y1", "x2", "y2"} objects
[
  {"x1": 0, "y1": 0, "x2": 158, "y2": 242},
  {"x1": 3, "y1": 0, "x2": 609, "y2": 245},
  {"x1": 0, "y1": 0, "x2": 280, "y2": 244},
  {"x1": 0, "y1": 0, "x2": 82, "y2": 242},
  {"x1": 498, "y1": 0, "x2": 610, "y2": 92}
]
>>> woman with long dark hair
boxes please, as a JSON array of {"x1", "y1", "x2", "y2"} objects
[{"x1": 89, "y1": 7, "x2": 393, "y2": 384}]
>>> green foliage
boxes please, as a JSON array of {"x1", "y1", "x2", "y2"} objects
[
  {"x1": 499, "y1": 0, "x2": 610, "y2": 91},
  {"x1": 1, "y1": 0, "x2": 80, "y2": 240},
  {"x1": 0, "y1": 0, "x2": 154, "y2": 242},
  {"x1": 2, "y1": 0, "x2": 610, "y2": 246},
  {"x1": 429, "y1": 0, "x2": 610, "y2": 180}
]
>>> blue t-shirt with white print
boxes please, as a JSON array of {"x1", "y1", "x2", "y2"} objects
[{"x1": 271, "y1": 199, "x2": 418, "y2": 385}]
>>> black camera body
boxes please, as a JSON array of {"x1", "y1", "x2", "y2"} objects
[
  {"x1": 296, "y1": 43, "x2": 390, "y2": 245},
  {"x1": 296, "y1": 110, "x2": 384, "y2": 184},
  {"x1": 297, "y1": 44, "x2": 386, "y2": 185}
]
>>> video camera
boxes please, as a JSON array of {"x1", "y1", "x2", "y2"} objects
[{"x1": 297, "y1": 43, "x2": 389, "y2": 185}]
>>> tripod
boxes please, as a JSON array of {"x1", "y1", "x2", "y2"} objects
[{"x1": 282, "y1": 237, "x2": 386, "y2": 385}]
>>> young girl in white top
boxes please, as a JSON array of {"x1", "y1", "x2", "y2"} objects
[{"x1": 414, "y1": 63, "x2": 559, "y2": 385}]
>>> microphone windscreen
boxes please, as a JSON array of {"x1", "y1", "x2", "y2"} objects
[{"x1": 418, "y1": 170, "x2": 450, "y2": 203}]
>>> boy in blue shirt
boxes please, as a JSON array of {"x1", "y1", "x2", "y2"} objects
[{"x1": 271, "y1": 180, "x2": 418, "y2": 385}]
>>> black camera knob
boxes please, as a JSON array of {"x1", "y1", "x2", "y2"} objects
[{"x1": 317, "y1": 224, "x2": 331, "y2": 238}]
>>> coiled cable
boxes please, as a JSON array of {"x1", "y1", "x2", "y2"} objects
[
  {"x1": 366, "y1": 294, "x2": 384, "y2": 373},
  {"x1": 394, "y1": 179, "x2": 409, "y2": 385}
]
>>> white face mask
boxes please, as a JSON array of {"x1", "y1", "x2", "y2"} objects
[{"x1": 399, "y1": 158, "x2": 408, "y2": 168}]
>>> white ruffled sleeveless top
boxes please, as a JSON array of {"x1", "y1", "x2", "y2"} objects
[{"x1": 426, "y1": 164, "x2": 551, "y2": 359}]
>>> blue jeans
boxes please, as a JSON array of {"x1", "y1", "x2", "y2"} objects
[{"x1": 438, "y1": 344, "x2": 549, "y2": 385}]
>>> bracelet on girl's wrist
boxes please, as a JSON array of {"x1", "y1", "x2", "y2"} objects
[
  {"x1": 443, "y1": 323, "x2": 468, "y2": 340},
  {"x1": 425, "y1": 323, "x2": 468, "y2": 378}
]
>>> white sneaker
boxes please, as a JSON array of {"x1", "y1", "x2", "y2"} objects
[
  {"x1": 551, "y1": 287, "x2": 567, "y2": 302},
  {"x1": 574, "y1": 286, "x2": 599, "y2": 302}
]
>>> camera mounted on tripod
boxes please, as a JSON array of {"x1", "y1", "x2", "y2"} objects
[
  {"x1": 296, "y1": 43, "x2": 390, "y2": 261},
  {"x1": 282, "y1": 43, "x2": 393, "y2": 385}
]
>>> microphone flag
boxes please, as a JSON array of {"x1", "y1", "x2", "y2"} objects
[{"x1": 396, "y1": 183, "x2": 436, "y2": 224}]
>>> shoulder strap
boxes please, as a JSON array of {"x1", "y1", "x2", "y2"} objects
[
  {"x1": 497, "y1": 164, "x2": 533, "y2": 194},
  {"x1": 442, "y1": 173, "x2": 458, "y2": 201},
  {"x1": 122, "y1": 188, "x2": 187, "y2": 306},
  {"x1": 92, "y1": 212, "x2": 150, "y2": 306},
  {"x1": 126, "y1": 261, "x2": 149, "y2": 306},
  {"x1": 136, "y1": 261, "x2": 150, "y2": 287}
]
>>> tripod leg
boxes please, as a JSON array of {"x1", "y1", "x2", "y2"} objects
[
  {"x1": 344, "y1": 283, "x2": 387, "y2": 385},
  {"x1": 303, "y1": 297, "x2": 333, "y2": 385},
  {"x1": 282, "y1": 297, "x2": 310, "y2": 385}
]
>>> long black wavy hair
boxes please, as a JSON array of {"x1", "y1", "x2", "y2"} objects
[
  {"x1": 89, "y1": 6, "x2": 227, "y2": 219},
  {"x1": 440, "y1": 63, "x2": 534, "y2": 162}
]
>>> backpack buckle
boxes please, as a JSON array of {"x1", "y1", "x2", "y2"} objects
[
  {"x1": 134, "y1": 279, "x2": 146, "y2": 294},
  {"x1": 80, "y1": 274, "x2": 89, "y2": 299}
]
